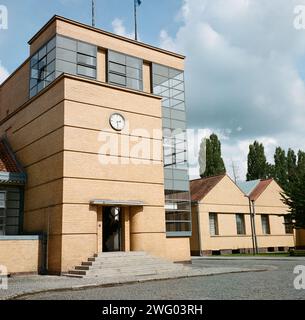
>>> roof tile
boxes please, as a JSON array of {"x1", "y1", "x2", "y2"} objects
[
  {"x1": 0, "y1": 140, "x2": 22, "y2": 173},
  {"x1": 190, "y1": 175, "x2": 226, "y2": 201}
]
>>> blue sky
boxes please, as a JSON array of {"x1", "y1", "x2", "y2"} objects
[
  {"x1": 1, "y1": 0, "x2": 305, "y2": 180},
  {"x1": 0, "y1": 0, "x2": 183, "y2": 72}
]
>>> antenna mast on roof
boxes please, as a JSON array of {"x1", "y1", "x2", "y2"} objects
[{"x1": 92, "y1": 0, "x2": 96, "y2": 27}]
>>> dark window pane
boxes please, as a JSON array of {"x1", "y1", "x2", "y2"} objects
[
  {"x1": 31, "y1": 66, "x2": 39, "y2": 79},
  {"x1": 38, "y1": 57, "x2": 47, "y2": 69},
  {"x1": 57, "y1": 35, "x2": 77, "y2": 51},
  {"x1": 31, "y1": 53, "x2": 39, "y2": 67},
  {"x1": 37, "y1": 81, "x2": 46, "y2": 92},
  {"x1": 236, "y1": 214, "x2": 246, "y2": 235},
  {"x1": 153, "y1": 64, "x2": 169, "y2": 77},
  {"x1": 126, "y1": 78, "x2": 142, "y2": 90},
  {"x1": 77, "y1": 65, "x2": 96, "y2": 78},
  {"x1": 78, "y1": 53, "x2": 96, "y2": 67},
  {"x1": 30, "y1": 78, "x2": 38, "y2": 89},
  {"x1": 126, "y1": 66, "x2": 142, "y2": 79},
  {"x1": 47, "y1": 48, "x2": 56, "y2": 64},
  {"x1": 126, "y1": 56, "x2": 142, "y2": 69},
  {"x1": 30, "y1": 86, "x2": 38, "y2": 98},
  {"x1": 78, "y1": 41, "x2": 96, "y2": 56},
  {"x1": 109, "y1": 62, "x2": 126, "y2": 74},
  {"x1": 209, "y1": 213, "x2": 219, "y2": 236},
  {"x1": 47, "y1": 37, "x2": 56, "y2": 52},
  {"x1": 38, "y1": 46, "x2": 47, "y2": 60},
  {"x1": 57, "y1": 47, "x2": 77, "y2": 63},
  {"x1": 57, "y1": 59, "x2": 77, "y2": 74},
  {"x1": 109, "y1": 51, "x2": 126, "y2": 65},
  {"x1": 45, "y1": 72, "x2": 55, "y2": 83},
  {"x1": 109, "y1": 73, "x2": 126, "y2": 86},
  {"x1": 46, "y1": 61, "x2": 55, "y2": 76}
]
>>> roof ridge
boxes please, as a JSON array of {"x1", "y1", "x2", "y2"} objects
[{"x1": 190, "y1": 174, "x2": 226, "y2": 182}]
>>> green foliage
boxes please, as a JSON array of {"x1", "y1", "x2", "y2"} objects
[
  {"x1": 282, "y1": 164, "x2": 305, "y2": 229},
  {"x1": 246, "y1": 141, "x2": 268, "y2": 181},
  {"x1": 199, "y1": 134, "x2": 226, "y2": 178},
  {"x1": 273, "y1": 147, "x2": 288, "y2": 189}
]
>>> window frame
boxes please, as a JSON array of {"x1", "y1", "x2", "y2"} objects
[
  {"x1": 29, "y1": 35, "x2": 97, "y2": 98},
  {"x1": 261, "y1": 214, "x2": 271, "y2": 235},
  {"x1": 236, "y1": 213, "x2": 246, "y2": 235},
  {"x1": 209, "y1": 213, "x2": 219, "y2": 236},
  {"x1": 0, "y1": 191, "x2": 7, "y2": 236},
  {"x1": 284, "y1": 215, "x2": 293, "y2": 234},
  {"x1": 107, "y1": 50, "x2": 143, "y2": 91}
]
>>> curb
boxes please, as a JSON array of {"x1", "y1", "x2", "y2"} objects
[
  {"x1": 3, "y1": 267, "x2": 269, "y2": 300},
  {"x1": 192, "y1": 257, "x2": 305, "y2": 262}
]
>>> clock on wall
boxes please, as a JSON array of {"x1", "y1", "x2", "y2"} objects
[{"x1": 109, "y1": 113, "x2": 125, "y2": 131}]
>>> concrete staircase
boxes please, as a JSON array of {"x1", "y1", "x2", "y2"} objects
[{"x1": 64, "y1": 251, "x2": 191, "y2": 279}]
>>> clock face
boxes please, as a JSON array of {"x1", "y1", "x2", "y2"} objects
[{"x1": 109, "y1": 113, "x2": 125, "y2": 131}]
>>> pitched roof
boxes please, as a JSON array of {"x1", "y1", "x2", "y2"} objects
[
  {"x1": 190, "y1": 175, "x2": 226, "y2": 201},
  {"x1": 248, "y1": 179, "x2": 273, "y2": 201},
  {"x1": 0, "y1": 139, "x2": 26, "y2": 185}
]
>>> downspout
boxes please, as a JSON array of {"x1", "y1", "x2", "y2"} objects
[
  {"x1": 251, "y1": 200, "x2": 259, "y2": 254},
  {"x1": 196, "y1": 202, "x2": 203, "y2": 256},
  {"x1": 247, "y1": 196, "x2": 256, "y2": 256}
]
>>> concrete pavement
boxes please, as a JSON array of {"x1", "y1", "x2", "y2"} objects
[{"x1": 0, "y1": 263, "x2": 268, "y2": 300}]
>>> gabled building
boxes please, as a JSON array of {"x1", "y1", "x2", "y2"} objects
[
  {"x1": 0, "y1": 16, "x2": 192, "y2": 274},
  {"x1": 190, "y1": 174, "x2": 294, "y2": 256}
]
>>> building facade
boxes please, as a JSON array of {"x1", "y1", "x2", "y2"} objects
[
  {"x1": 190, "y1": 175, "x2": 294, "y2": 255},
  {"x1": 0, "y1": 16, "x2": 191, "y2": 274}
]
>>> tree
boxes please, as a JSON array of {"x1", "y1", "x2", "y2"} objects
[
  {"x1": 282, "y1": 169, "x2": 305, "y2": 229},
  {"x1": 282, "y1": 149, "x2": 305, "y2": 229},
  {"x1": 246, "y1": 141, "x2": 268, "y2": 181},
  {"x1": 273, "y1": 147, "x2": 287, "y2": 188},
  {"x1": 199, "y1": 133, "x2": 226, "y2": 178},
  {"x1": 287, "y1": 148, "x2": 297, "y2": 185}
]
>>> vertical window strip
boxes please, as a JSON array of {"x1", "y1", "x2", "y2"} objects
[
  {"x1": 108, "y1": 50, "x2": 143, "y2": 91},
  {"x1": 152, "y1": 63, "x2": 191, "y2": 236}
]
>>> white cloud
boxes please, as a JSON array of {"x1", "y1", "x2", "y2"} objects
[
  {"x1": 161, "y1": 0, "x2": 305, "y2": 180},
  {"x1": 112, "y1": 18, "x2": 135, "y2": 39},
  {"x1": 0, "y1": 62, "x2": 9, "y2": 84}
]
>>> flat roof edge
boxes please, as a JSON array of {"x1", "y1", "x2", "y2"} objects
[{"x1": 28, "y1": 15, "x2": 185, "y2": 60}]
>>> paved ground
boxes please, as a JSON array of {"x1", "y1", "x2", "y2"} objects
[
  {"x1": 0, "y1": 260, "x2": 264, "y2": 300},
  {"x1": 15, "y1": 258, "x2": 305, "y2": 300}
]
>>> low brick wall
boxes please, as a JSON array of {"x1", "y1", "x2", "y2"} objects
[{"x1": 0, "y1": 236, "x2": 42, "y2": 274}]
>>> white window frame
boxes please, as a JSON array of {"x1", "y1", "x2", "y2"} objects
[{"x1": 209, "y1": 213, "x2": 219, "y2": 236}]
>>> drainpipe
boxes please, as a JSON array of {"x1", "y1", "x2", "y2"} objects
[
  {"x1": 248, "y1": 197, "x2": 256, "y2": 255},
  {"x1": 196, "y1": 202, "x2": 203, "y2": 256},
  {"x1": 251, "y1": 200, "x2": 259, "y2": 254}
]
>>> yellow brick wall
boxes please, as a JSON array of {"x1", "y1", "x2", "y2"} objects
[
  {"x1": 0, "y1": 239, "x2": 41, "y2": 274},
  {"x1": 191, "y1": 175, "x2": 295, "y2": 253}
]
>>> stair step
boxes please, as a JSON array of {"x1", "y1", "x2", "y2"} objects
[
  {"x1": 66, "y1": 251, "x2": 190, "y2": 279},
  {"x1": 68, "y1": 270, "x2": 87, "y2": 276},
  {"x1": 62, "y1": 273, "x2": 84, "y2": 279}
]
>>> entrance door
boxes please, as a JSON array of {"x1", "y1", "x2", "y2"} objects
[{"x1": 103, "y1": 207, "x2": 121, "y2": 252}]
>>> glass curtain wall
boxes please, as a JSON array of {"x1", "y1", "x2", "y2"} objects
[
  {"x1": 30, "y1": 35, "x2": 97, "y2": 98},
  {"x1": 152, "y1": 64, "x2": 191, "y2": 237}
]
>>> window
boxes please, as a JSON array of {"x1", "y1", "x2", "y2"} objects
[
  {"x1": 261, "y1": 215, "x2": 271, "y2": 235},
  {"x1": 209, "y1": 213, "x2": 219, "y2": 236},
  {"x1": 284, "y1": 216, "x2": 293, "y2": 234},
  {"x1": 152, "y1": 64, "x2": 191, "y2": 237},
  {"x1": 30, "y1": 36, "x2": 56, "y2": 98},
  {"x1": 29, "y1": 35, "x2": 97, "y2": 98},
  {"x1": 236, "y1": 214, "x2": 246, "y2": 235},
  {"x1": 0, "y1": 192, "x2": 6, "y2": 236},
  {"x1": 57, "y1": 36, "x2": 97, "y2": 79},
  {"x1": 108, "y1": 50, "x2": 143, "y2": 91}
]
